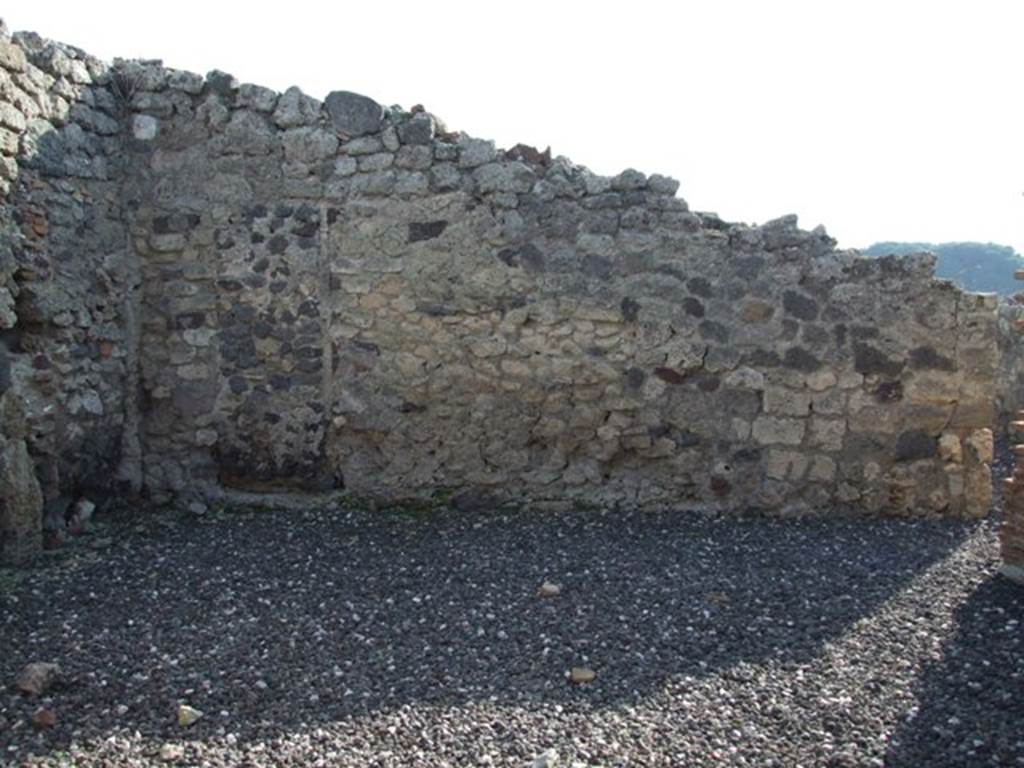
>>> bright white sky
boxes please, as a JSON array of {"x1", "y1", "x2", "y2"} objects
[{"x1": 8, "y1": 1, "x2": 1022, "y2": 254}]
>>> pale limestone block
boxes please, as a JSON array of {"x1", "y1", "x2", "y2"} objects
[
  {"x1": 808, "y1": 417, "x2": 845, "y2": 451},
  {"x1": 811, "y1": 388, "x2": 846, "y2": 415},
  {"x1": 938, "y1": 433, "x2": 962, "y2": 463},
  {"x1": 807, "y1": 455, "x2": 836, "y2": 482},
  {"x1": 964, "y1": 428, "x2": 993, "y2": 464},
  {"x1": 766, "y1": 449, "x2": 809, "y2": 481},
  {"x1": 947, "y1": 465, "x2": 964, "y2": 497},
  {"x1": 964, "y1": 464, "x2": 992, "y2": 517},
  {"x1": 731, "y1": 418, "x2": 752, "y2": 441},
  {"x1": 177, "y1": 364, "x2": 209, "y2": 381},
  {"x1": 752, "y1": 417, "x2": 805, "y2": 446},
  {"x1": 805, "y1": 369, "x2": 837, "y2": 391}
]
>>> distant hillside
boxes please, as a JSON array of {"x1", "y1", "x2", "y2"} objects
[{"x1": 862, "y1": 241, "x2": 1024, "y2": 296}]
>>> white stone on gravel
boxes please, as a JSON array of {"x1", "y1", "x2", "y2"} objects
[
  {"x1": 177, "y1": 704, "x2": 203, "y2": 727},
  {"x1": 532, "y1": 748, "x2": 560, "y2": 767},
  {"x1": 538, "y1": 581, "x2": 561, "y2": 598},
  {"x1": 569, "y1": 667, "x2": 596, "y2": 684},
  {"x1": 159, "y1": 743, "x2": 184, "y2": 762}
]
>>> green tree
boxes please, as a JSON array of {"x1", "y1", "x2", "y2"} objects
[{"x1": 862, "y1": 241, "x2": 1024, "y2": 296}]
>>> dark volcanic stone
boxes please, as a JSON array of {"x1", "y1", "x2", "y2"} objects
[
  {"x1": 0, "y1": 342, "x2": 9, "y2": 395},
  {"x1": 268, "y1": 235, "x2": 288, "y2": 255},
  {"x1": 874, "y1": 380, "x2": 904, "y2": 402},
  {"x1": 325, "y1": 90, "x2": 384, "y2": 137},
  {"x1": 699, "y1": 320, "x2": 729, "y2": 343},
  {"x1": 801, "y1": 324, "x2": 831, "y2": 347},
  {"x1": 895, "y1": 429, "x2": 938, "y2": 461},
  {"x1": 154, "y1": 213, "x2": 200, "y2": 234},
  {"x1": 851, "y1": 325, "x2": 880, "y2": 340},
  {"x1": 620, "y1": 297, "x2": 640, "y2": 322},
  {"x1": 214, "y1": 229, "x2": 235, "y2": 250},
  {"x1": 397, "y1": 115, "x2": 435, "y2": 145},
  {"x1": 783, "y1": 290, "x2": 819, "y2": 321},
  {"x1": 686, "y1": 277, "x2": 714, "y2": 298},
  {"x1": 506, "y1": 143, "x2": 551, "y2": 166},
  {"x1": 582, "y1": 254, "x2": 612, "y2": 280},
  {"x1": 683, "y1": 297, "x2": 705, "y2": 318},
  {"x1": 653, "y1": 367, "x2": 687, "y2": 385},
  {"x1": 174, "y1": 312, "x2": 205, "y2": 330},
  {"x1": 674, "y1": 429, "x2": 702, "y2": 448},
  {"x1": 695, "y1": 373, "x2": 721, "y2": 392},
  {"x1": 783, "y1": 347, "x2": 820, "y2": 372},
  {"x1": 732, "y1": 446, "x2": 761, "y2": 462},
  {"x1": 909, "y1": 345, "x2": 956, "y2": 372},
  {"x1": 291, "y1": 220, "x2": 318, "y2": 238},
  {"x1": 205, "y1": 69, "x2": 238, "y2": 98},
  {"x1": 497, "y1": 244, "x2": 544, "y2": 272},
  {"x1": 408, "y1": 221, "x2": 448, "y2": 243},
  {"x1": 710, "y1": 475, "x2": 731, "y2": 496},
  {"x1": 624, "y1": 367, "x2": 646, "y2": 388},
  {"x1": 734, "y1": 255, "x2": 765, "y2": 280},
  {"x1": 744, "y1": 349, "x2": 781, "y2": 368},
  {"x1": 854, "y1": 343, "x2": 905, "y2": 377}
]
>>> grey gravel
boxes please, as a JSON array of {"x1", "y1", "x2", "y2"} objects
[{"x1": 1, "y1": 503, "x2": 1022, "y2": 767}]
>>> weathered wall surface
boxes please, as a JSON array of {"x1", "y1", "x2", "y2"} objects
[
  {"x1": 0, "y1": 25, "x2": 140, "y2": 561},
  {"x1": 996, "y1": 300, "x2": 1024, "y2": 421},
  {"x1": 1002, "y1": 321, "x2": 1024, "y2": 583},
  {"x1": 120, "y1": 63, "x2": 998, "y2": 517},
  {"x1": 0, "y1": 25, "x2": 1003, "y2": 561},
  {"x1": 999, "y1": 297, "x2": 1024, "y2": 581}
]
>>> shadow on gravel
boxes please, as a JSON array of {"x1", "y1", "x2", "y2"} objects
[
  {"x1": 0, "y1": 507, "x2": 979, "y2": 758},
  {"x1": 883, "y1": 573, "x2": 1024, "y2": 767}
]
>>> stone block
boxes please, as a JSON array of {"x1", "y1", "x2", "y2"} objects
[
  {"x1": 763, "y1": 386, "x2": 811, "y2": 416},
  {"x1": 132, "y1": 114, "x2": 158, "y2": 141},
  {"x1": 949, "y1": 398, "x2": 994, "y2": 429},
  {"x1": 752, "y1": 417, "x2": 805, "y2": 446},
  {"x1": 0, "y1": 395, "x2": 43, "y2": 564},
  {"x1": 0, "y1": 102, "x2": 25, "y2": 131},
  {"x1": 765, "y1": 449, "x2": 808, "y2": 480},
  {"x1": 0, "y1": 41, "x2": 27, "y2": 72},
  {"x1": 283, "y1": 127, "x2": 339, "y2": 164},
  {"x1": 808, "y1": 455, "x2": 836, "y2": 482},
  {"x1": 325, "y1": 90, "x2": 384, "y2": 137},
  {"x1": 808, "y1": 417, "x2": 845, "y2": 451},
  {"x1": 964, "y1": 464, "x2": 992, "y2": 518},
  {"x1": 964, "y1": 428, "x2": 993, "y2": 464},
  {"x1": 458, "y1": 136, "x2": 497, "y2": 168},
  {"x1": 938, "y1": 432, "x2": 962, "y2": 463}
]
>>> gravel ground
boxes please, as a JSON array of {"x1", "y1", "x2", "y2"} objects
[{"x1": 1, "y1": 500, "x2": 1023, "y2": 767}]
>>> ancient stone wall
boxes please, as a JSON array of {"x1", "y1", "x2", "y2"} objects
[
  {"x1": 0, "y1": 25, "x2": 140, "y2": 561},
  {"x1": 0, "y1": 25, "x2": 1003, "y2": 561},
  {"x1": 996, "y1": 300, "x2": 1024, "y2": 421},
  {"x1": 120, "y1": 63, "x2": 999, "y2": 517},
  {"x1": 999, "y1": 292, "x2": 1024, "y2": 582}
]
